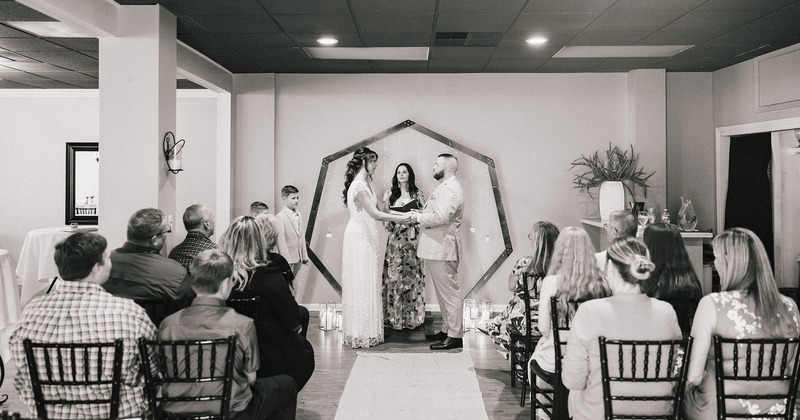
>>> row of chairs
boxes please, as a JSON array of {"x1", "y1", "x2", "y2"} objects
[
  {"x1": 509, "y1": 273, "x2": 702, "y2": 408},
  {"x1": 134, "y1": 296, "x2": 261, "y2": 326},
  {"x1": 21, "y1": 336, "x2": 238, "y2": 419},
  {"x1": 15, "y1": 297, "x2": 264, "y2": 419},
  {"x1": 528, "y1": 295, "x2": 800, "y2": 420}
]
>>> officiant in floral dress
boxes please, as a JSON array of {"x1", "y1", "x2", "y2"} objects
[{"x1": 381, "y1": 163, "x2": 426, "y2": 330}]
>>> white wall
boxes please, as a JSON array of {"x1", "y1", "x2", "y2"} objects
[
  {"x1": 270, "y1": 73, "x2": 630, "y2": 306},
  {"x1": 0, "y1": 91, "x2": 219, "y2": 269},
  {"x1": 714, "y1": 52, "x2": 800, "y2": 128},
  {"x1": 666, "y1": 73, "x2": 715, "y2": 230},
  {"x1": 0, "y1": 92, "x2": 99, "y2": 267},
  {"x1": 776, "y1": 130, "x2": 800, "y2": 287},
  {"x1": 174, "y1": 92, "x2": 219, "y2": 240},
  {"x1": 232, "y1": 74, "x2": 276, "y2": 217}
]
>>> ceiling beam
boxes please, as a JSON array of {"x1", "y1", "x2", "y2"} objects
[{"x1": 17, "y1": 0, "x2": 119, "y2": 37}]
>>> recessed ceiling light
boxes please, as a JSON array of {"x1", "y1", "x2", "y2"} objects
[
  {"x1": 317, "y1": 37, "x2": 339, "y2": 46},
  {"x1": 554, "y1": 45, "x2": 693, "y2": 58},
  {"x1": 526, "y1": 36, "x2": 548, "y2": 45},
  {"x1": 305, "y1": 47, "x2": 429, "y2": 61}
]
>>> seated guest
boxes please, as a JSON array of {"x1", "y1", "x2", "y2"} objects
[
  {"x1": 642, "y1": 223, "x2": 702, "y2": 300},
  {"x1": 254, "y1": 214, "x2": 310, "y2": 337},
  {"x1": 104, "y1": 208, "x2": 192, "y2": 301},
  {"x1": 250, "y1": 201, "x2": 269, "y2": 216},
  {"x1": 642, "y1": 223, "x2": 702, "y2": 333},
  {"x1": 684, "y1": 228, "x2": 800, "y2": 419},
  {"x1": 169, "y1": 204, "x2": 217, "y2": 271},
  {"x1": 219, "y1": 216, "x2": 315, "y2": 391},
  {"x1": 530, "y1": 226, "x2": 610, "y2": 383},
  {"x1": 595, "y1": 210, "x2": 637, "y2": 267},
  {"x1": 10, "y1": 232, "x2": 156, "y2": 419},
  {"x1": 255, "y1": 212, "x2": 290, "y2": 261},
  {"x1": 562, "y1": 237, "x2": 682, "y2": 420},
  {"x1": 483, "y1": 221, "x2": 559, "y2": 358},
  {"x1": 159, "y1": 249, "x2": 297, "y2": 420}
]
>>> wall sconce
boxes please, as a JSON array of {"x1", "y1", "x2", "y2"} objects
[{"x1": 163, "y1": 131, "x2": 185, "y2": 174}]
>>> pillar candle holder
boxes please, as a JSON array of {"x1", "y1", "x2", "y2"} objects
[
  {"x1": 318, "y1": 302, "x2": 337, "y2": 331},
  {"x1": 480, "y1": 299, "x2": 492, "y2": 323},
  {"x1": 463, "y1": 298, "x2": 478, "y2": 332}
]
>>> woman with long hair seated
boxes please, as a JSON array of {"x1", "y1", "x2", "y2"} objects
[
  {"x1": 254, "y1": 213, "x2": 310, "y2": 337},
  {"x1": 642, "y1": 222, "x2": 703, "y2": 333},
  {"x1": 642, "y1": 223, "x2": 702, "y2": 300},
  {"x1": 562, "y1": 237, "x2": 682, "y2": 419},
  {"x1": 484, "y1": 221, "x2": 559, "y2": 358},
  {"x1": 529, "y1": 226, "x2": 611, "y2": 384},
  {"x1": 218, "y1": 215, "x2": 315, "y2": 391},
  {"x1": 683, "y1": 228, "x2": 800, "y2": 419}
]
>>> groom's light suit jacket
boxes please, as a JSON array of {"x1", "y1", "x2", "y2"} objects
[{"x1": 416, "y1": 176, "x2": 464, "y2": 262}]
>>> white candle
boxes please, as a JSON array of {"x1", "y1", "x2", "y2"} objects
[
  {"x1": 325, "y1": 308, "x2": 335, "y2": 330},
  {"x1": 168, "y1": 157, "x2": 182, "y2": 171}
]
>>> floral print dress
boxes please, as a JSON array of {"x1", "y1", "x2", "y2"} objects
[
  {"x1": 484, "y1": 256, "x2": 541, "y2": 352},
  {"x1": 382, "y1": 191, "x2": 425, "y2": 330},
  {"x1": 684, "y1": 291, "x2": 800, "y2": 419}
]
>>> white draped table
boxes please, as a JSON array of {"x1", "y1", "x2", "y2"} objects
[
  {"x1": 16, "y1": 227, "x2": 98, "y2": 304},
  {"x1": 0, "y1": 248, "x2": 21, "y2": 361}
]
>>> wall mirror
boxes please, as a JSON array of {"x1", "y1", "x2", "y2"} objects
[{"x1": 66, "y1": 142, "x2": 99, "y2": 225}]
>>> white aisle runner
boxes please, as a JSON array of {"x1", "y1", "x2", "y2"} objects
[{"x1": 335, "y1": 352, "x2": 489, "y2": 420}]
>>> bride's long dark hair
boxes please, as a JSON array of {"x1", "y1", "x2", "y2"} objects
[
  {"x1": 388, "y1": 162, "x2": 419, "y2": 206},
  {"x1": 343, "y1": 147, "x2": 378, "y2": 207}
]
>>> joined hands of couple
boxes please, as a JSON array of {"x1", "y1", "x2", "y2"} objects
[{"x1": 398, "y1": 209, "x2": 421, "y2": 224}]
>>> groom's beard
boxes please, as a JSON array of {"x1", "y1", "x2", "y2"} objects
[{"x1": 433, "y1": 169, "x2": 444, "y2": 180}]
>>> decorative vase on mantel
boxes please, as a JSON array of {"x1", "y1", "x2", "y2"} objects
[
  {"x1": 677, "y1": 197, "x2": 698, "y2": 231},
  {"x1": 599, "y1": 181, "x2": 626, "y2": 221}
]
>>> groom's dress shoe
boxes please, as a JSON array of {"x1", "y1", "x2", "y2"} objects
[
  {"x1": 430, "y1": 337, "x2": 463, "y2": 350},
  {"x1": 425, "y1": 331, "x2": 448, "y2": 341}
]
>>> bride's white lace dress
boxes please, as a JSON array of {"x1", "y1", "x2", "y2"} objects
[{"x1": 341, "y1": 178, "x2": 384, "y2": 348}]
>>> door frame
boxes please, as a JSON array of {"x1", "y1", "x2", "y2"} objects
[{"x1": 715, "y1": 116, "x2": 800, "y2": 284}]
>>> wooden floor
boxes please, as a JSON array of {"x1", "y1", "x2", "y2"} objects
[
  {"x1": 298, "y1": 315, "x2": 530, "y2": 420},
  {"x1": 0, "y1": 315, "x2": 531, "y2": 419}
]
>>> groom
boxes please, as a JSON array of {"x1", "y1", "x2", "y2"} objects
[{"x1": 411, "y1": 153, "x2": 465, "y2": 350}]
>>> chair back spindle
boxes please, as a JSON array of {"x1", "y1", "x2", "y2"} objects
[
  {"x1": 713, "y1": 335, "x2": 800, "y2": 419},
  {"x1": 509, "y1": 273, "x2": 542, "y2": 406},
  {"x1": 139, "y1": 336, "x2": 237, "y2": 420},
  {"x1": 598, "y1": 336, "x2": 693, "y2": 419},
  {"x1": 22, "y1": 339, "x2": 124, "y2": 420}
]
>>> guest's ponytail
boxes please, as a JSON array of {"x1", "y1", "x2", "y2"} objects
[{"x1": 607, "y1": 237, "x2": 654, "y2": 284}]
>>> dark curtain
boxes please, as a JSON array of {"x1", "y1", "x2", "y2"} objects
[{"x1": 724, "y1": 133, "x2": 774, "y2": 270}]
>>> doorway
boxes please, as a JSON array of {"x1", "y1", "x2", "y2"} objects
[{"x1": 724, "y1": 132, "x2": 774, "y2": 268}]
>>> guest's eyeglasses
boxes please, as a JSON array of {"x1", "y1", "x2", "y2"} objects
[
  {"x1": 603, "y1": 223, "x2": 618, "y2": 235},
  {"x1": 527, "y1": 233, "x2": 533, "y2": 240},
  {"x1": 151, "y1": 226, "x2": 172, "y2": 238}
]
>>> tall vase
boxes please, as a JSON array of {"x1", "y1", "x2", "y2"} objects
[
  {"x1": 599, "y1": 181, "x2": 625, "y2": 221},
  {"x1": 677, "y1": 197, "x2": 698, "y2": 231}
]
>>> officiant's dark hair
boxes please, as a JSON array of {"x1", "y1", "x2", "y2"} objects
[
  {"x1": 388, "y1": 163, "x2": 419, "y2": 206},
  {"x1": 343, "y1": 147, "x2": 378, "y2": 206}
]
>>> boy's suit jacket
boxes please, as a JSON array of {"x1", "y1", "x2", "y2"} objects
[
  {"x1": 277, "y1": 206, "x2": 308, "y2": 264},
  {"x1": 416, "y1": 176, "x2": 464, "y2": 262}
]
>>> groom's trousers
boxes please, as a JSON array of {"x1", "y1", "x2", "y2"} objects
[{"x1": 424, "y1": 259, "x2": 463, "y2": 338}]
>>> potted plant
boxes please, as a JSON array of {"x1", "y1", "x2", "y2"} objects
[{"x1": 569, "y1": 144, "x2": 655, "y2": 221}]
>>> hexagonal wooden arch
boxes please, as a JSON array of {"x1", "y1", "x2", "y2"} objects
[{"x1": 304, "y1": 120, "x2": 513, "y2": 296}]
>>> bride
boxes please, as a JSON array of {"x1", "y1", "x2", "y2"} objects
[{"x1": 341, "y1": 147, "x2": 411, "y2": 348}]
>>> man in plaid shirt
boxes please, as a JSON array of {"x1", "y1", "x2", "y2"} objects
[
  {"x1": 169, "y1": 204, "x2": 217, "y2": 271},
  {"x1": 10, "y1": 232, "x2": 156, "y2": 419}
]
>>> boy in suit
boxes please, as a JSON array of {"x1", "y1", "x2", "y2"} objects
[{"x1": 276, "y1": 186, "x2": 309, "y2": 295}]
